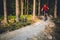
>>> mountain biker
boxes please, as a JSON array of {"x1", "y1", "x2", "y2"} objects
[{"x1": 41, "y1": 4, "x2": 49, "y2": 21}]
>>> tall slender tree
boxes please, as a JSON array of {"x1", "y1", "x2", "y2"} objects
[
  {"x1": 33, "y1": 0, "x2": 36, "y2": 19},
  {"x1": 3, "y1": 0, "x2": 7, "y2": 23},
  {"x1": 27, "y1": 0, "x2": 28, "y2": 15},
  {"x1": 25, "y1": 0, "x2": 26, "y2": 15},
  {"x1": 16, "y1": 0, "x2": 19, "y2": 22},
  {"x1": 38, "y1": 0, "x2": 40, "y2": 17},
  {"x1": 54, "y1": 0, "x2": 57, "y2": 18},
  {"x1": 21, "y1": 0, "x2": 23, "y2": 15}
]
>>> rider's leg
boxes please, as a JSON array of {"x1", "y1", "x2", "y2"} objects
[
  {"x1": 44, "y1": 11, "x2": 45, "y2": 20},
  {"x1": 43, "y1": 11, "x2": 45, "y2": 20},
  {"x1": 44, "y1": 11, "x2": 47, "y2": 21}
]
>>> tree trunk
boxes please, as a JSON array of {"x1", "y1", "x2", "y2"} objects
[
  {"x1": 21, "y1": 0, "x2": 23, "y2": 15},
  {"x1": 33, "y1": 0, "x2": 36, "y2": 19},
  {"x1": 3, "y1": 0, "x2": 7, "y2": 24},
  {"x1": 38, "y1": 0, "x2": 40, "y2": 17},
  {"x1": 25, "y1": 0, "x2": 26, "y2": 15},
  {"x1": 16, "y1": 0, "x2": 19, "y2": 22},
  {"x1": 27, "y1": 0, "x2": 28, "y2": 15},
  {"x1": 54, "y1": 0, "x2": 57, "y2": 18}
]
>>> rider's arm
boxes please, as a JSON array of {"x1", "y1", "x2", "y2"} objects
[
  {"x1": 41, "y1": 8, "x2": 43, "y2": 11},
  {"x1": 48, "y1": 7, "x2": 49, "y2": 9},
  {"x1": 47, "y1": 6, "x2": 49, "y2": 10}
]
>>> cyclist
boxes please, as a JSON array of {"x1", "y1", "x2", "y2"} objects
[{"x1": 41, "y1": 4, "x2": 49, "y2": 21}]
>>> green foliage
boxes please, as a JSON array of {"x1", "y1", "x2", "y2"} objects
[
  {"x1": 8, "y1": 16, "x2": 16, "y2": 20},
  {"x1": 20, "y1": 15, "x2": 25, "y2": 21},
  {"x1": 0, "y1": 16, "x2": 4, "y2": 20},
  {"x1": 8, "y1": 16, "x2": 16, "y2": 23},
  {"x1": 0, "y1": 15, "x2": 32, "y2": 34},
  {"x1": 26, "y1": 15, "x2": 32, "y2": 21},
  {"x1": 0, "y1": 21, "x2": 31, "y2": 33},
  {"x1": 19, "y1": 15, "x2": 32, "y2": 21},
  {"x1": 0, "y1": 15, "x2": 32, "y2": 23}
]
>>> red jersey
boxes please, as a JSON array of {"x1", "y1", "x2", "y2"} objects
[{"x1": 42, "y1": 4, "x2": 49, "y2": 11}]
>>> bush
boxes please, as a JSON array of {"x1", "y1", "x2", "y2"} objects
[
  {"x1": 0, "y1": 27, "x2": 7, "y2": 34},
  {"x1": 8, "y1": 16, "x2": 16, "y2": 23},
  {"x1": 0, "y1": 15, "x2": 33, "y2": 34},
  {"x1": 0, "y1": 21, "x2": 31, "y2": 34},
  {"x1": 0, "y1": 16, "x2": 4, "y2": 20},
  {"x1": 8, "y1": 16, "x2": 16, "y2": 20},
  {"x1": 26, "y1": 15, "x2": 32, "y2": 21},
  {"x1": 20, "y1": 15, "x2": 24, "y2": 21}
]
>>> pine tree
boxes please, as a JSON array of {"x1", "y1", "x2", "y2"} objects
[
  {"x1": 33, "y1": 0, "x2": 36, "y2": 19},
  {"x1": 16, "y1": 0, "x2": 19, "y2": 22},
  {"x1": 3, "y1": 0, "x2": 7, "y2": 23},
  {"x1": 54, "y1": 0, "x2": 57, "y2": 18},
  {"x1": 21, "y1": 0, "x2": 23, "y2": 15},
  {"x1": 38, "y1": 0, "x2": 40, "y2": 17}
]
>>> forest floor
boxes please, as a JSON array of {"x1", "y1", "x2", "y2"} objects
[{"x1": 0, "y1": 17, "x2": 55, "y2": 40}]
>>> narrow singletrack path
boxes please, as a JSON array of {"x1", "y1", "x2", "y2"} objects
[{"x1": 0, "y1": 18, "x2": 52, "y2": 40}]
